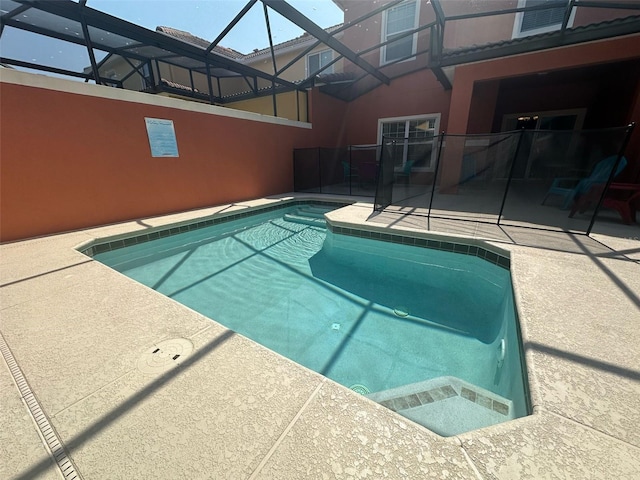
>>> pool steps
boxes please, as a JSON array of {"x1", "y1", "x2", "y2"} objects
[
  {"x1": 366, "y1": 376, "x2": 513, "y2": 437},
  {"x1": 283, "y1": 213, "x2": 326, "y2": 227},
  {"x1": 282, "y1": 206, "x2": 336, "y2": 227}
]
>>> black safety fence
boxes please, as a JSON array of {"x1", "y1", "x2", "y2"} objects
[
  {"x1": 294, "y1": 124, "x2": 635, "y2": 235},
  {"x1": 293, "y1": 145, "x2": 381, "y2": 197}
]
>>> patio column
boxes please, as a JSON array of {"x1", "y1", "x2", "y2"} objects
[{"x1": 439, "y1": 65, "x2": 475, "y2": 193}]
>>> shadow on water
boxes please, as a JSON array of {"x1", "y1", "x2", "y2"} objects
[{"x1": 307, "y1": 246, "x2": 504, "y2": 344}]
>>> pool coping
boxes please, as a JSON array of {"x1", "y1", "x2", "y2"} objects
[
  {"x1": 78, "y1": 198, "x2": 511, "y2": 270},
  {"x1": 2, "y1": 193, "x2": 639, "y2": 479}
]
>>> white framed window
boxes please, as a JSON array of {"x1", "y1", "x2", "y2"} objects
[
  {"x1": 378, "y1": 114, "x2": 440, "y2": 171},
  {"x1": 307, "y1": 49, "x2": 333, "y2": 76},
  {"x1": 513, "y1": 0, "x2": 575, "y2": 38},
  {"x1": 381, "y1": 0, "x2": 419, "y2": 66}
]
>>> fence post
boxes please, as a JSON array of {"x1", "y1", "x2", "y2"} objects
[
  {"x1": 348, "y1": 145, "x2": 353, "y2": 196},
  {"x1": 317, "y1": 148, "x2": 323, "y2": 194},
  {"x1": 498, "y1": 128, "x2": 526, "y2": 225},
  {"x1": 428, "y1": 131, "x2": 446, "y2": 219},
  {"x1": 586, "y1": 122, "x2": 636, "y2": 235}
]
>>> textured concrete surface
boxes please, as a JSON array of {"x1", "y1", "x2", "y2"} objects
[
  {"x1": 459, "y1": 410, "x2": 640, "y2": 479},
  {"x1": 0, "y1": 360, "x2": 59, "y2": 480},
  {"x1": 1, "y1": 194, "x2": 639, "y2": 479},
  {"x1": 253, "y1": 381, "x2": 479, "y2": 479}
]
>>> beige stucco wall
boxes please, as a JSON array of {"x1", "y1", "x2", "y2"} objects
[
  {"x1": 225, "y1": 90, "x2": 307, "y2": 122},
  {"x1": 244, "y1": 41, "x2": 343, "y2": 82}
]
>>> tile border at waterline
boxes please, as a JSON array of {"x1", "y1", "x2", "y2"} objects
[{"x1": 77, "y1": 200, "x2": 510, "y2": 270}]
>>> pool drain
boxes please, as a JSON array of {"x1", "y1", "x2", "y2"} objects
[
  {"x1": 350, "y1": 384, "x2": 370, "y2": 395},
  {"x1": 136, "y1": 338, "x2": 193, "y2": 375},
  {"x1": 393, "y1": 306, "x2": 409, "y2": 317}
]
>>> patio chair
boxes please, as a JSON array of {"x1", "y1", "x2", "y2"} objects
[
  {"x1": 394, "y1": 159, "x2": 415, "y2": 185},
  {"x1": 570, "y1": 182, "x2": 640, "y2": 224},
  {"x1": 342, "y1": 161, "x2": 358, "y2": 184},
  {"x1": 541, "y1": 155, "x2": 627, "y2": 209}
]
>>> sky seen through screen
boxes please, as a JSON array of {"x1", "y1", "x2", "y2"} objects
[{"x1": 87, "y1": 0, "x2": 345, "y2": 54}]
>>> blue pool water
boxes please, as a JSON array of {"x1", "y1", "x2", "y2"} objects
[{"x1": 93, "y1": 203, "x2": 529, "y2": 434}]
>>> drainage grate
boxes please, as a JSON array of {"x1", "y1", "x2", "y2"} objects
[
  {"x1": 136, "y1": 338, "x2": 193, "y2": 375},
  {"x1": 0, "y1": 333, "x2": 81, "y2": 479}
]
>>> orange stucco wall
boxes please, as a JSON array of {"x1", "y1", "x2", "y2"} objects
[
  {"x1": 0, "y1": 78, "x2": 335, "y2": 242},
  {"x1": 447, "y1": 35, "x2": 640, "y2": 134}
]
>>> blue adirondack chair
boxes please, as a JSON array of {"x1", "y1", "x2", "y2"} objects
[{"x1": 542, "y1": 155, "x2": 627, "y2": 209}]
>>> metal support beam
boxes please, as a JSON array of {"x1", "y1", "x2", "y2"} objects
[
  {"x1": 430, "y1": 0, "x2": 446, "y2": 66},
  {"x1": 431, "y1": 66, "x2": 452, "y2": 90},
  {"x1": 207, "y1": 0, "x2": 257, "y2": 53},
  {"x1": 263, "y1": 3, "x2": 278, "y2": 117},
  {"x1": 206, "y1": 63, "x2": 215, "y2": 104},
  {"x1": 16, "y1": 0, "x2": 301, "y2": 91},
  {"x1": 262, "y1": 0, "x2": 391, "y2": 85},
  {"x1": 300, "y1": 54, "x2": 344, "y2": 85},
  {"x1": 431, "y1": 0, "x2": 446, "y2": 26},
  {"x1": 242, "y1": 76, "x2": 256, "y2": 93},
  {"x1": 561, "y1": 0, "x2": 575, "y2": 32},
  {"x1": 0, "y1": 57, "x2": 91, "y2": 79},
  {"x1": 77, "y1": 1, "x2": 101, "y2": 85},
  {"x1": 263, "y1": 3, "x2": 279, "y2": 75},
  {"x1": 189, "y1": 69, "x2": 195, "y2": 93},
  {"x1": 354, "y1": 21, "x2": 437, "y2": 60},
  {"x1": 120, "y1": 57, "x2": 145, "y2": 83},
  {"x1": 275, "y1": 0, "x2": 406, "y2": 78},
  {"x1": 1, "y1": 4, "x2": 31, "y2": 37}
]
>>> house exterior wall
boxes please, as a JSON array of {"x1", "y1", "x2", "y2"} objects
[
  {"x1": 339, "y1": 0, "x2": 434, "y2": 70},
  {"x1": 573, "y1": 1, "x2": 639, "y2": 26},
  {"x1": 225, "y1": 90, "x2": 308, "y2": 121},
  {"x1": 442, "y1": 0, "x2": 517, "y2": 51},
  {"x1": 339, "y1": 0, "x2": 637, "y2": 60},
  {"x1": 0, "y1": 70, "x2": 333, "y2": 242},
  {"x1": 441, "y1": 35, "x2": 640, "y2": 186},
  {"x1": 340, "y1": 68, "x2": 450, "y2": 146},
  {"x1": 244, "y1": 42, "x2": 344, "y2": 82}
]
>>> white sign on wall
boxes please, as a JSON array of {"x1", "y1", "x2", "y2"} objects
[{"x1": 145, "y1": 117, "x2": 179, "y2": 157}]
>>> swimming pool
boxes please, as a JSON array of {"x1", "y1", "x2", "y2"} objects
[{"x1": 87, "y1": 201, "x2": 530, "y2": 436}]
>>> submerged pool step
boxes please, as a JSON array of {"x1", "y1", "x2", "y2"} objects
[
  {"x1": 295, "y1": 207, "x2": 331, "y2": 219},
  {"x1": 366, "y1": 376, "x2": 514, "y2": 437},
  {"x1": 283, "y1": 213, "x2": 327, "y2": 228}
]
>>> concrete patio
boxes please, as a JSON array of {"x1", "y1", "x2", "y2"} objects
[{"x1": 1, "y1": 194, "x2": 639, "y2": 479}]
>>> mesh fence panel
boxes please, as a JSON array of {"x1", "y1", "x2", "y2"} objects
[
  {"x1": 349, "y1": 145, "x2": 381, "y2": 196},
  {"x1": 375, "y1": 136, "x2": 440, "y2": 212},
  {"x1": 430, "y1": 132, "x2": 519, "y2": 222},
  {"x1": 501, "y1": 127, "x2": 631, "y2": 232},
  {"x1": 294, "y1": 125, "x2": 633, "y2": 235},
  {"x1": 293, "y1": 148, "x2": 321, "y2": 193},
  {"x1": 318, "y1": 147, "x2": 349, "y2": 195},
  {"x1": 372, "y1": 125, "x2": 633, "y2": 235}
]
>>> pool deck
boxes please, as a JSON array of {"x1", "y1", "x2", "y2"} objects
[{"x1": 1, "y1": 194, "x2": 639, "y2": 479}]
